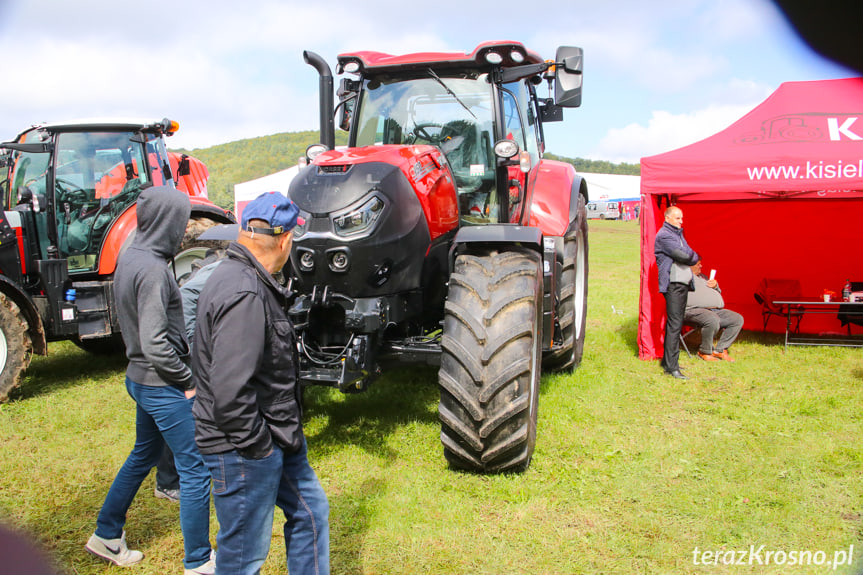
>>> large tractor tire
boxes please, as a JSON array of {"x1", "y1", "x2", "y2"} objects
[
  {"x1": 439, "y1": 248, "x2": 543, "y2": 473},
  {"x1": 0, "y1": 293, "x2": 33, "y2": 402},
  {"x1": 544, "y1": 205, "x2": 589, "y2": 371},
  {"x1": 174, "y1": 217, "x2": 226, "y2": 284}
]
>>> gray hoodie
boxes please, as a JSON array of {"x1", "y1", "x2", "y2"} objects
[{"x1": 114, "y1": 185, "x2": 193, "y2": 389}]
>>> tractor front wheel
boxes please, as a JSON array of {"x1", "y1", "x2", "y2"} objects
[
  {"x1": 544, "y1": 206, "x2": 589, "y2": 371},
  {"x1": 438, "y1": 249, "x2": 542, "y2": 473},
  {"x1": 0, "y1": 293, "x2": 33, "y2": 402}
]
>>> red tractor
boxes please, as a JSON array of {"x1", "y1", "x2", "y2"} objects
[
  {"x1": 0, "y1": 118, "x2": 234, "y2": 401},
  {"x1": 284, "y1": 42, "x2": 589, "y2": 473}
]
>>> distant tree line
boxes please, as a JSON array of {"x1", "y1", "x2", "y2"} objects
[
  {"x1": 173, "y1": 132, "x2": 638, "y2": 211},
  {"x1": 544, "y1": 153, "x2": 641, "y2": 176}
]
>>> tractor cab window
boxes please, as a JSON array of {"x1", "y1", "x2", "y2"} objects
[
  {"x1": 55, "y1": 132, "x2": 149, "y2": 271},
  {"x1": 354, "y1": 73, "x2": 499, "y2": 224}
]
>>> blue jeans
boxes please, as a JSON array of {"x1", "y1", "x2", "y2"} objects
[
  {"x1": 203, "y1": 440, "x2": 329, "y2": 575},
  {"x1": 95, "y1": 378, "x2": 212, "y2": 569}
]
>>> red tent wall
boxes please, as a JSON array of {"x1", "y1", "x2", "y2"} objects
[
  {"x1": 638, "y1": 78, "x2": 863, "y2": 360},
  {"x1": 639, "y1": 195, "x2": 863, "y2": 360}
]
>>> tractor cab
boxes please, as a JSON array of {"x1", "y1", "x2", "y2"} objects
[
  {"x1": 1, "y1": 119, "x2": 180, "y2": 274},
  {"x1": 330, "y1": 42, "x2": 583, "y2": 226}
]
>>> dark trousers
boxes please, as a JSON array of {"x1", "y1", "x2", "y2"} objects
[
  {"x1": 156, "y1": 445, "x2": 179, "y2": 490},
  {"x1": 661, "y1": 283, "x2": 689, "y2": 373}
]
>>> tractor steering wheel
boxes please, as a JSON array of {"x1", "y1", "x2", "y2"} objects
[
  {"x1": 55, "y1": 178, "x2": 89, "y2": 204},
  {"x1": 411, "y1": 123, "x2": 445, "y2": 144}
]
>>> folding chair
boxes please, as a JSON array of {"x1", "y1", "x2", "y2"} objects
[
  {"x1": 679, "y1": 323, "x2": 698, "y2": 356},
  {"x1": 753, "y1": 278, "x2": 804, "y2": 333}
]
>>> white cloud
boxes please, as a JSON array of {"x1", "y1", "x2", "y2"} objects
[{"x1": 590, "y1": 102, "x2": 761, "y2": 164}]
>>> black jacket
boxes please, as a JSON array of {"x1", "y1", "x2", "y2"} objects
[
  {"x1": 191, "y1": 242, "x2": 302, "y2": 458},
  {"x1": 654, "y1": 221, "x2": 699, "y2": 293}
]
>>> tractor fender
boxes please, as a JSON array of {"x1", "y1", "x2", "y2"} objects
[
  {"x1": 188, "y1": 198, "x2": 236, "y2": 224},
  {"x1": 449, "y1": 225, "x2": 543, "y2": 272},
  {"x1": 527, "y1": 160, "x2": 588, "y2": 237},
  {"x1": 97, "y1": 200, "x2": 235, "y2": 275},
  {"x1": 0, "y1": 274, "x2": 46, "y2": 356},
  {"x1": 448, "y1": 224, "x2": 557, "y2": 351}
]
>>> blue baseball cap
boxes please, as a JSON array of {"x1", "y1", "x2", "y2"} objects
[{"x1": 241, "y1": 191, "x2": 305, "y2": 235}]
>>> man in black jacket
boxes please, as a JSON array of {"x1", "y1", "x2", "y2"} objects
[
  {"x1": 654, "y1": 206, "x2": 700, "y2": 379},
  {"x1": 192, "y1": 192, "x2": 329, "y2": 575}
]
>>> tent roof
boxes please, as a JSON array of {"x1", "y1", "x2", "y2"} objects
[{"x1": 641, "y1": 77, "x2": 863, "y2": 197}]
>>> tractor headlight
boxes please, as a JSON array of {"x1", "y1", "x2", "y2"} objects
[
  {"x1": 333, "y1": 195, "x2": 385, "y2": 238},
  {"x1": 292, "y1": 210, "x2": 310, "y2": 239}
]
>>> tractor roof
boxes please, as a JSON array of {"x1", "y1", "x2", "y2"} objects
[
  {"x1": 337, "y1": 41, "x2": 545, "y2": 74},
  {"x1": 15, "y1": 118, "x2": 178, "y2": 140}
]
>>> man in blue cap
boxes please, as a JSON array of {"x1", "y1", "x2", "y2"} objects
[{"x1": 191, "y1": 191, "x2": 329, "y2": 575}]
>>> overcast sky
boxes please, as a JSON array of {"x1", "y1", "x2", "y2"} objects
[{"x1": 0, "y1": 0, "x2": 853, "y2": 164}]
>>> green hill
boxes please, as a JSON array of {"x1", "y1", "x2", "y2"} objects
[
  {"x1": 173, "y1": 132, "x2": 638, "y2": 211},
  {"x1": 172, "y1": 130, "x2": 348, "y2": 210}
]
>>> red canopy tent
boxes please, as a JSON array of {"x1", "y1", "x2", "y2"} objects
[{"x1": 638, "y1": 77, "x2": 863, "y2": 360}]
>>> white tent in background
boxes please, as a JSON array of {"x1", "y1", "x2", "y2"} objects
[
  {"x1": 579, "y1": 172, "x2": 640, "y2": 202},
  {"x1": 233, "y1": 165, "x2": 300, "y2": 220}
]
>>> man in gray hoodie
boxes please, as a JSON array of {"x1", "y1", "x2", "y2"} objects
[{"x1": 85, "y1": 186, "x2": 214, "y2": 575}]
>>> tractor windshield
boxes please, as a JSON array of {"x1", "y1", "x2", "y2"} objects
[
  {"x1": 7, "y1": 128, "x2": 176, "y2": 271},
  {"x1": 354, "y1": 74, "x2": 499, "y2": 223}
]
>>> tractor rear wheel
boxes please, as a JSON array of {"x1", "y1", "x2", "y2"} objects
[
  {"x1": 544, "y1": 206, "x2": 589, "y2": 371},
  {"x1": 439, "y1": 249, "x2": 542, "y2": 473},
  {"x1": 174, "y1": 217, "x2": 227, "y2": 284},
  {"x1": 0, "y1": 293, "x2": 33, "y2": 402}
]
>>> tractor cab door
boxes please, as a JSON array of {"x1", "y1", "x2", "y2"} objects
[
  {"x1": 52, "y1": 132, "x2": 153, "y2": 272},
  {"x1": 4, "y1": 141, "x2": 53, "y2": 266}
]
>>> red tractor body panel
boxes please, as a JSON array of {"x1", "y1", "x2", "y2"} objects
[
  {"x1": 314, "y1": 145, "x2": 459, "y2": 241},
  {"x1": 171, "y1": 153, "x2": 210, "y2": 199},
  {"x1": 527, "y1": 160, "x2": 579, "y2": 236}
]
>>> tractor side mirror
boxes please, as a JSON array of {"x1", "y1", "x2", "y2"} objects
[
  {"x1": 176, "y1": 154, "x2": 191, "y2": 177},
  {"x1": 553, "y1": 46, "x2": 583, "y2": 108},
  {"x1": 337, "y1": 96, "x2": 355, "y2": 132},
  {"x1": 337, "y1": 78, "x2": 359, "y2": 132}
]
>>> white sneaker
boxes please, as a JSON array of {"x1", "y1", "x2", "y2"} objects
[
  {"x1": 85, "y1": 531, "x2": 144, "y2": 566},
  {"x1": 184, "y1": 550, "x2": 216, "y2": 575}
]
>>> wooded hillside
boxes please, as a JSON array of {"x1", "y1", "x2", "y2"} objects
[{"x1": 173, "y1": 132, "x2": 639, "y2": 211}]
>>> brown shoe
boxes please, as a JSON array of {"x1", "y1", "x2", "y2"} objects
[
  {"x1": 712, "y1": 349, "x2": 736, "y2": 362},
  {"x1": 697, "y1": 351, "x2": 718, "y2": 361}
]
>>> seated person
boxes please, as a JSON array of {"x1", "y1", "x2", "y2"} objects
[{"x1": 685, "y1": 260, "x2": 744, "y2": 362}]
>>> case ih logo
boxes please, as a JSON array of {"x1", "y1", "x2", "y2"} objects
[{"x1": 735, "y1": 114, "x2": 863, "y2": 144}]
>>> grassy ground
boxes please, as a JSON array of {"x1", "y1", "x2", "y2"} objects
[{"x1": 1, "y1": 220, "x2": 861, "y2": 574}]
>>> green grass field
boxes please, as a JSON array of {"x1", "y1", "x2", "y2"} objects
[{"x1": 1, "y1": 220, "x2": 861, "y2": 574}]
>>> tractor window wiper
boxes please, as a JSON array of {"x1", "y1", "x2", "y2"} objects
[{"x1": 427, "y1": 69, "x2": 477, "y2": 120}]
